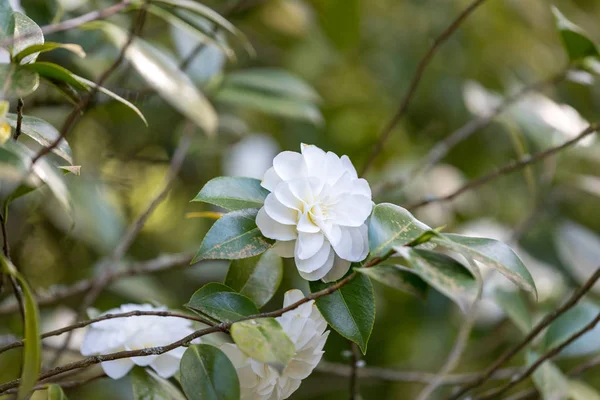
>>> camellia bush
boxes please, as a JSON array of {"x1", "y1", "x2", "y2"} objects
[{"x1": 1, "y1": 0, "x2": 600, "y2": 399}]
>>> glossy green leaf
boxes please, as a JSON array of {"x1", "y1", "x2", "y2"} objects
[
  {"x1": 0, "y1": 63, "x2": 39, "y2": 98},
  {"x1": 552, "y1": 7, "x2": 600, "y2": 62},
  {"x1": 87, "y1": 21, "x2": 217, "y2": 135},
  {"x1": 225, "y1": 249, "x2": 283, "y2": 307},
  {"x1": 368, "y1": 203, "x2": 430, "y2": 256},
  {"x1": 222, "y1": 69, "x2": 321, "y2": 102},
  {"x1": 5, "y1": 113, "x2": 73, "y2": 164},
  {"x1": 493, "y1": 288, "x2": 532, "y2": 334},
  {"x1": 180, "y1": 344, "x2": 240, "y2": 400},
  {"x1": 528, "y1": 352, "x2": 569, "y2": 400},
  {"x1": 310, "y1": 272, "x2": 375, "y2": 354},
  {"x1": 131, "y1": 367, "x2": 186, "y2": 400},
  {"x1": 47, "y1": 384, "x2": 68, "y2": 400},
  {"x1": 0, "y1": 256, "x2": 41, "y2": 400},
  {"x1": 354, "y1": 265, "x2": 428, "y2": 299},
  {"x1": 14, "y1": 42, "x2": 85, "y2": 64},
  {"x1": 193, "y1": 177, "x2": 269, "y2": 211},
  {"x1": 434, "y1": 234, "x2": 537, "y2": 298},
  {"x1": 568, "y1": 380, "x2": 600, "y2": 400},
  {"x1": 24, "y1": 62, "x2": 87, "y2": 90},
  {"x1": 193, "y1": 208, "x2": 273, "y2": 261},
  {"x1": 215, "y1": 86, "x2": 323, "y2": 125},
  {"x1": 12, "y1": 12, "x2": 44, "y2": 64},
  {"x1": 187, "y1": 282, "x2": 259, "y2": 323},
  {"x1": 544, "y1": 301, "x2": 600, "y2": 357},
  {"x1": 391, "y1": 248, "x2": 478, "y2": 313},
  {"x1": 230, "y1": 318, "x2": 294, "y2": 374}
]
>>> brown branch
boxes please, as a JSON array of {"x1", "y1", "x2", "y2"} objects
[
  {"x1": 2, "y1": 372, "x2": 107, "y2": 396},
  {"x1": 448, "y1": 267, "x2": 600, "y2": 399},
  {"x1": 407, "y1": 124, "x2": 599, "y2": 210},
  {"x1": 372, "y1": 70, "x2": 568, "y2": 196},
  {"x1": 0, "y1": 213, "x2": 10, "y2": 260},
  {"x1": 360, "y1": 0, "x2": 489, "y2": 176},
  {"x1": 0, "y1": 310, "x2": 211, "y2": 355},
  {"x1": 13, "y1": 98, "x2": 24, "y2": 141}
]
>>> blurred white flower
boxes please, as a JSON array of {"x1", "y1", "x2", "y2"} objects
[
  {"x1": 256, "y1": 144, "x2": 372, "y2": 282},
  {"x1": 80, "y1": 304, "x2": 194, "y2": 379},
  {"x1": 224, "y1": 134, "x2": 281, "y2": 179},
  {"x1": 42, "y1": 307, "x2": 85, "y2": 350},
  {"x1": 221, "y1": 289, "x2": 329, "y2": 400}
]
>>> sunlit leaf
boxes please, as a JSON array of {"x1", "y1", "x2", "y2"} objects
[
  {"x1": 552, "y1": 7, "x2": 600, "y2": 62},
  {"x1": 544, "y1": 301, "x2": 600, "y2": 357},
  {"x1": 12, "y1": 12, "x2": 44, "y2": 64},
  {"x1": 0, "y1": 1, "x2": 13, "y2": 46},
  {"x1": 354, "y1": 265, "x2": 428, "y2": 299},
  {"x1": 555, "y1": 221, "x2": 600, "y2": 294},
  {"x1": 186, "y1": 282, "x2": 259, "y2": 323},
  {"x1": 192, "y1": 177, "x2": 269, "y2": 211},
  {"x1": 131, "y1": 367, "x2": 186, "y2": 400},
  {"x1": 47, "y1": 384, "x2": 68, "y2": 400},
  {"x1": 225, "y1": 249, "x2": 283, "y2": 307},
  {"x1": 24, "y1": 62, "x2": 87, "y2": 90},
  {"x1": 230, "y1": 318, "x2": 294, "y2": 374},
  {"x1": 14, "y1": 42, "x2": 85, "y2": 64},
  {"x1": 568, "y1": 380, "x2": 600, "y2": 400},
  {"x1": 180, "y1": 344, "x2": 240, "y2": 400},
  {"x1": 493, "y1": 288, "x2": 532, "y2": 334},
  {"x1": 368, "y1": 203, "x2": 430, "y2": 256},
  {"x1": 528, "y1": 352, "x2": 569, "y2": 400},
  {"x1": 222, "y1": 69, "x2": 320, "y2": 102},
  {"x1": 0, "y1": 63, "x2": 39, "y2": 98},
  {"x1": 310, "y1": 272, "x2": 375, "y2": 354}
]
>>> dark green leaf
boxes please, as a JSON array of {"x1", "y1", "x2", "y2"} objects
[
  {"x1": 309, "y1": 272, "x2": 375, "y2": 354},
  {"x1": 390, "y1": 248, "x2": 478, "y2": 313},
  {"x1": 12, "y1": 12, "x2": 44, "y2": 64},
  {"x1": 186, "y1": 282, "x2": 259, "y2": 323},
  {"x1": 24, "y1": 62, "x2": 87, "y2": 90},
  {"x1": 5, "y1": 113, "x2": 73, "y2": 164},
  {"x1": 368, "y1": 203, "x2": 430, "y2": 256},
  {"x1": 354, "y1": 265, "x2": 428, "y2": 299},
  {"x1": 193, "y1": 177, "x2": 269, "y2": 211},
  {"x1": 193, "y1": 208, "x2": 273, "y2": 261},
  {"x1": 222, "y1": 69, "x2": 320, "y2": 102},
  {"x1": 131, "y1": 367, "x2": 186, "y2": 400},
  {"x1": 552, "y1": 7, "x2": 600, "y2": 62},
  {"x1": 0, "y1": 256, "x2": 41, "y2": 400},
  {"x1": 230, "y1": 318, "x2": 294, "y2": 374},
  {"x1": 14, "y1": 42, "x2": 85, "y2": 64},
  {"x1": 0, "y1": 63, "x2": 39, "y2": 98},
  {"x1": 47, "y1": 384, "x2": 68, "y2": 400},
  {"x1": 544, "y1": 301, "x2": 600, "y2": 357},
  {"x1": 225, "y1": 249, "x2": 283, "y2": 307},
  {"x1": 180, "y1": 344, "x2": 240, "y2": 400},
  {"x1": 493, "y1": 288, "x2": 532, "y2": 334},
  {"x1": 87, "y1": 21, "x2": 217, "y2": 135},
  {"x1": 434, "y1": 234, "x2": 537, "y2": 298}
]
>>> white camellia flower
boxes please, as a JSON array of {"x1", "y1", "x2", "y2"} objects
[
  {"x1": 80, "y1": 304, "x2": 195, "y2": 379},
  {"x1": 221, "y1": 289, "x2": 329, "y2": 400},
  {"x1": 256, "y1": 144, "x2": 373, "y2": 282}
]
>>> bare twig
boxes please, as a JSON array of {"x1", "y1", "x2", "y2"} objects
[
  {"x1": 407, "y1": 125, "x2": 598, "y2": 210},
  {"x1": 2, "y1": 372, "x2": 107, "y2": 396},
  {"x1": 372, "y1": 70, "x2": 568, "y2": 196},
  {"x1": 360, "y1": 0, "x2": 489, "y2": 176},
  {"x1": 0, "y1": 213, "x2": 10, "y2": 260},
  {"x1": 448, "y1": 267, "x2": 600, "y2": 399},
  {"x1": 349, "y1": 343, "x2": 361, "y2": 400},
  {"x1": 13, "y1": 98, "x2": 24, "y2": 140}
]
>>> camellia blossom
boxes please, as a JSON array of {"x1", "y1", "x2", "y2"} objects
[
  {"x1": 220, "y1": 289, "x2": 329, "y2": 400},
  {"x1": 256, "y1": 144, "x2": 372, "y2": 282},
  {"x1": 80, "y1": 304, "x2": 195, "y2": 379}
]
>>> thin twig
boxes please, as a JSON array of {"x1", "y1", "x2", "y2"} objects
[
  {"x1": 2, "y1": 372, "x2": 107, "y2": 396},
  {"x1": 0, "y1": 310, "x2": 212, "y2": 355},
  {"x1": 13, "y1": 99, "x2": 24, "y2": 140},
  {"x1": 448, "y1": 267, "x2": 600, "y2": 399},
  {"x1": 407, "y1": 125, "x2": 598, "y2": 210},
  {"x1": 360, "y1": 0, "x2": 489, "y2": 176},
  {"x1": 476, "y1": 311, "x2": 600, "y2": 399},
  {"x1": 0, "y1": 213, "x2": 10, "y2": 260},
  {"x1": 349, "y1": 342, "x2": 361, "y2": 400},
  {"x1": 372, "y1": 70, "x2": 568, "y2": 196}
]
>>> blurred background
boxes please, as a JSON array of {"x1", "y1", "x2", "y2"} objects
[{"x1": 2, "y1": 0, "x2": 600, "y2": 398}]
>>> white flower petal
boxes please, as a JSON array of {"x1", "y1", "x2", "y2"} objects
[
  {"x1": 340, "y1": 155, "x2": 358, "y2": 179},
  {"x1": 298, "y1": 247, "x2": 335, "y2": 280},
  {"x1": 283, "y1": 289, "x2": 306, "y2": 307},
  {"x1": 297, "y1": 212, "x2": 320, "y2": 233},
  {"x1": 256, "y1": 208, "x2": 297, "y2": 241},
  {"x1": 334, "y1": 195, "x2": 373, "y2": 227},
  {"x1": 353, "y1": 178, "x2": 372, "y2": 198},
  {"x1": 101, "y1": 358, "x2": 135, "y2": 380},
  {"x1": 273, "y1": 151, "x2": 307, "y2": 181},
  {"x1": 261, "y1": 167, "x2": 282, "y2": 192},
  {"x1": 322, "y1": 257, "x2": 351, "y2": 282},
  {"x1": 264, "y1": 193, "x2": 297, "y2": 225},
  {"x1": 296, "y1": 232, "x2": 325, "y2": 260},
  {"x1": 301, "y1": 144, "x2": 327, "y2": 175},
  {"x1": 151, "y1": 353, "x2": 182, "y2": 378},
  {"x1": 272, "y1": 240, "x2": 296, "y2": 258},
  {"x1": 295, "y1": 240, "x2": 331, "y2": 273},
  {"x1": 274, "y1": 182, "x2": 303, "y2": 210},
  {"x1": 323, "y1": 152, "x2": 345, "y2": 184}
]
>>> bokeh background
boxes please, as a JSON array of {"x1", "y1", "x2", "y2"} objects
[{"x1": 2, "y1": 0, "x2": 600, "y2": 398}]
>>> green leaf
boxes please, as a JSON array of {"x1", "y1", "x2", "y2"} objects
[
  {"x1": 24, "y1": 62, "x2": 87, "y2": 90},
  {"x1": 225, "y1": 249, "x2": 283, "y2": 307},
  {"x1": 5, "y1": 113, "x2": 73, "y2": 164},
  {"x1": 493, "y1": 288, "x2": 532, "y2": 334},
  {"x1": 390, "y1": 248, "x2": 479, "y2": 313},
  {"x1": 0, "y1": 1, "x2": 13, "y2": 46},
  {"x1": 568, "y1": 380, "x2": 600, "y2": 400},
  {"x1": 180, "y1": 344, "x2": 240, "y2": 400},
  {"x1": 193, "y1": 177, "x2": 269, "y2": 211},
  {"x1": 368, "y1": 203, "x2": 430, "y2": 256},
  {"x1": 222, "y1": 69, "x2": 321, "y2": 102},
  {"x1": 544, "y1": 301, "x2": 600, "y2": 357},
  {"x1": 193, "y1": 208, "x2": 273, "y2": 261},
  {"x1": 186, "y1": 282, "x2": 259, "y2": 323},
  {"x1": 0, "y1": 256, "x2": 41, "y2": 400},
  {"x1": 354, "y1": 265, "x2": 428, "y2": 299},
  {"x1": 434, "y1": 234, "x2": 537, "y2": 298},
  {"x1": 14, "y1": 42, "x2": 85, "y2": 64},
  {"x1": 552, "y1": 7, "x2": 600, "y2": 62},
  {"x1": 12, "y1": 12, "x2": 44, "y2": 64},
  {"x1": 528, "y1": 352, "x2": 569, "y2": 400},
  {"x1": 87, "y1": 21, "x2": 217, "y2": 135},
  {"x1": 309, "y1": 272, "x2": 375, "y2": 354},
  {"x1": 0, "y1": 63, "x2": 39, "y2": 98},
  {"x1": 230, "y1": 318, "x2": 295, "y2": 374},
  {"x1": 47, "y1": 384, "x2": 68, "y2": 400},
  {"x1": 131, "y1": 367, "x2": 186, "y2": 400},
  {"x1": 215, "y1": 86, "x2": 323, "y2": 125}
]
